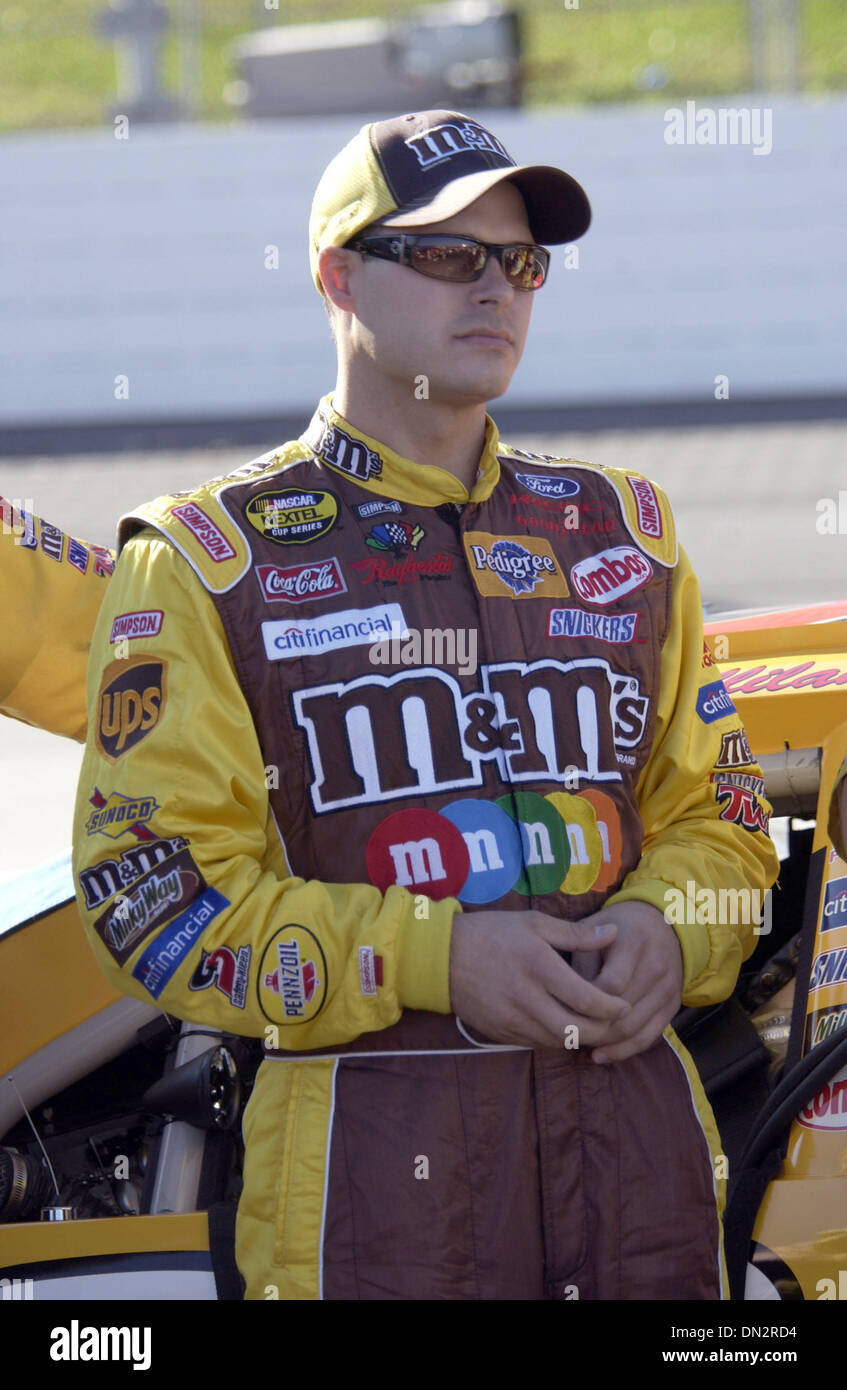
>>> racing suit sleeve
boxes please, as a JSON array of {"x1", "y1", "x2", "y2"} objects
[
  {"x1": 828, "y1": 754, "x2": 847, "y2": 861},
  {"x1": 1, "y1": 499, "x2": 114, "y2": 741},
  {"x1": 71, "y1": 528, "x2": 457, "y2": 1045},
  {"x1": 603, "y1": 545, "x2": 780, "y2": 1007}
]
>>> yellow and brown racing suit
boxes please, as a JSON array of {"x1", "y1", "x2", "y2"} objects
[
  {"x1": 71, "y1": 397, "x2": 780, "y2": 1299},
  {"x1": 0, "y1": 497, "x2": 114, "y2": 740}
]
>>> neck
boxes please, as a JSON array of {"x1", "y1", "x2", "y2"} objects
[{"x1": 331, "y1": 370, "x2": 488, "y2": 493}]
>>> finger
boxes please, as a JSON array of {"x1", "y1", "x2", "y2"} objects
[
  {"x1": 540, "y1": 952, "x2": 632, "y2": 1022},
  {"x1": 591, "y1": 999, "x2": 678, "y2": 1061},
  {"x1": 514, "y1": 989, "x2": 626, "y2": 1051},
  {"x1": 532, "y1": 914, "x2": 618, "y2": 956}
]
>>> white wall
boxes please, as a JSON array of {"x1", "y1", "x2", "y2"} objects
[{"x1": 0, "y1": 95, "x2": 844, "y2": 427}]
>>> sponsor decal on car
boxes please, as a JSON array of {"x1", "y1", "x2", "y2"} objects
[
  {"x1": 258, "y1": 924, "x2": 327, "y2": 1023},
  {"x1": 262, "y1": 603, "x2": 405, "y2": 660},
  {"x1": 110, "y1": 610, "x2": 164, "y2": 643},
  {"x1": 350, "y1": 552, "x2": 453, "y2": 585},
  {"x1": 821, "y1": 875, "x2": 847, "y2": 933},
  {"x1": 354, "y1": 498, "x2": 404, "y2": 520},
  {"x1": 463, "y1": 533, "x2": 569, "y2": 599},
  {"x1": 714, "y1": 727, "x2": 756, "y2": 768},
  {"x1": 358, "y1": 945, "x2": 383, "y2": 996},
  {"x1": 85, "y1": 789, "x2": 160, "y2": 839},
  {"x1": 189, "y1": 945, "x2": 251, "y2": 1008},
  {"x1": 131, "y1": 885, "x2": 230, "y2": 999},
  {"x1": 626, "y1": 476, "x2": 663, "y2": 538},
  {"x1": 172, "y1": 502, "x2": 236, "y2": 562},
  {"x1": 513, "y1": 473, "x2": 580, "y2": 499},
  {"x1": 365, "y1": 790, "x2": 624, "y2": 903},
  {"x1": 95, "y1": 658, "x2": 166, "y2": 762},
  {"x1": 570, "y1": 546, "x2": 653, "y2": 606},
  {"x1": 719, "y1": 661, "x2": 847, "y2": 695},
  {"x1": 797, "y1": 1063, "x2": 847, "y2": 1131},
  {"x1": 810, "y1": 947, "x2": 847, "y2": 993},
  {"x1": 696, "y1": 681, "x2": 737, "y2": 724},
  {"x1": 244, "y1": 488, "x2": 339, "y2": 545},
  {"x1": 255, "y1": 557, "x2": 347, "y2": 604},
  {"x1": 548, "y1": 608, "x2": 639, "y2": 643},
  {"x1": 806, "y1": 1004, "x2": 847, "y2": 1050},
  {"x1": 94, "y1": 847, "x2": 207, "y2": 965}
]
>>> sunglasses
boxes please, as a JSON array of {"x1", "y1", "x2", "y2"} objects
[{"x1": 348, "y1": 233, "x2": 551, "y2": 291}]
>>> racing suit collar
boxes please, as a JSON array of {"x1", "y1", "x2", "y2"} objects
[{"x1": 299, "y1": 394, "x2": 501, "y2": 506}]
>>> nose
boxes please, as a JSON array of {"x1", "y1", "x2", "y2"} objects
[{"x1": 470, "y1": 251, "x2": 515, "y2": 303}]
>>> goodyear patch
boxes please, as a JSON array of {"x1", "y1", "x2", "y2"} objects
[
  {"x1": 244, "y1": 488, "x2": 339, "y2": 545},
  {"x1": 257, "y1": 924, "x2": 327, "y2": 1024}
]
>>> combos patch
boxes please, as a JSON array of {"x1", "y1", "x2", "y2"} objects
[
  {"x1": 95, "y1": 658, "x2": 166, "y2": 762},
  {"x1": 85, "y1": 789, "x2": 160, "y2": 840},
  {"x1": 257, "y1": 924, "x2": 327, "y2": 1024},
  {"x1": 463, "y1": 533, "x2": 569, "y2": 599},
  {"x1": 514, "y1": 473, "x2": 580, "y2": 499},
  {"x1": 365, "y1": 790, "x2": 623, "y2": 904},
  {"x1": 696, "y1": 681, "x2": 737, "y2": 724},
  {"x1": 570, "y1": 546, "x2": 653, "y2": 606},
  {"x1": 255, "y1": 557, "x2": 347, "y2": 604},
  {"x1": 93, "y1": 847, "x2": 207, "y2": 966},
  {"x1": 244, "y1": 489, "x2": 339, "y2": 545}
]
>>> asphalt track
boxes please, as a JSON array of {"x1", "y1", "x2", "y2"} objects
[{"x1": 2, "y1": 415, "x2": 846, "y2": 882}]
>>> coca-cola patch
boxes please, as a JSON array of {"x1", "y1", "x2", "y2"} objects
[{"x1": 254, "y1": 558, "x2": 347, "y2": 604}]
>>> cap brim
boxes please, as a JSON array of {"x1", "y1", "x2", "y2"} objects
[{"x1": 376, "y1": 163, "x2": 591, "y2": 244}]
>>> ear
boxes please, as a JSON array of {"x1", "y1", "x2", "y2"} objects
[{"x1": 319, "y1": 246, "x2": 359, "y2": 315}]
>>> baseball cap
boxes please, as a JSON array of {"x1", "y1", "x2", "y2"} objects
[{"x1": 308, "y1": 108, "x2": 591, "y2": 295}]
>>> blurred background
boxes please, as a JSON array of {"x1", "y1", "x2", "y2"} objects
[{"x1": 1, "y1": 0, "x2": 846, "y2": 877}]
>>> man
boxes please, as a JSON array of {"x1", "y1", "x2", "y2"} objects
[
  {"x1": 0, "y1": 497, "x2": 113, "y2": 740},
  {"x1": 71, "y1": 109, "x2": 779, "y2": 1300}
]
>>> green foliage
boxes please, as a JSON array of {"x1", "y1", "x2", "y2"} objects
[{"x1": 0, "y1": 0, "x2": 843, "y2": 132}]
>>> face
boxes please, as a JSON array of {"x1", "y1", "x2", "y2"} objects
[{"x1": 324, "y1": 180, "x2": 538, "y2": 407}]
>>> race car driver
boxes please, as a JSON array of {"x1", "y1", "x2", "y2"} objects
[
  {"x1": 72, "y1": 109, "x2": 780, "y2": 1300},
  {"x1": 0, "y1": 497, "x2": 113, "y2": 740}
]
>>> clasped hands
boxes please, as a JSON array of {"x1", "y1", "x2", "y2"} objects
[{"x1": 448, "y1": 899, "x2": 684, "y2": 1063}]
